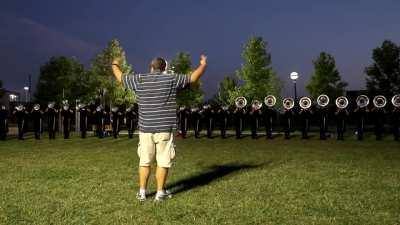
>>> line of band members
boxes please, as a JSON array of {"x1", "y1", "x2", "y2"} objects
[
  {"x1": 0, "y1": 99, "x2": 399, "y2": 141},
  {"x1": 177, "y1": 103, "x2": 400, "y2": 141},
  {"x1": 0, "y1": 103, "x2": 138, "y2": 140}
]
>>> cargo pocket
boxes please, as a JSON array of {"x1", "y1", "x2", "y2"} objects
[
  {"x1": 137, "y1": 142, "x2": 141, "y2": 158},
  {"x1": 169, "y1": 143, "x2": 176, "y2": 160}
]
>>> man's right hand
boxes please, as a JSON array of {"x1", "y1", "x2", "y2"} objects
[
  {"x1": 190, "y1": 54, "x2": 207, "y2": 83},
  {"x1": 200, "y1": 55, "x2": 207, "y2": 66}
]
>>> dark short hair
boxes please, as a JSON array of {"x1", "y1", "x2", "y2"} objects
[{"x1": 150, "y1": 57, "x2": 167, "y2": 72}]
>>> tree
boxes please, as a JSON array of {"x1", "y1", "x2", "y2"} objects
[
  {"x1": 170, "y1": 52, "x2": 204, "y2": 107},
  {"x1": 235, "y1": 36, "x2": 282, "y2": 104},
  {"x1": 89, "y1": 39, "x2": 136, "y2": 106},
  {"x1": 214, "y1": 76, "x2": 237, "y2": 106},
  {"x1": 306, "y1": 52, "x2": 347, "y2": 99},
  {"x1": 34, "y1": 56, "x2": 85, "y2": 103},
  {"x1": 365, "y1": 40, "x2": 400, "y2": 97}
]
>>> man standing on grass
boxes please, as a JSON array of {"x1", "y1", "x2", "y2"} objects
[{"x1": 111, "y1": 54, "x2": 207, "y2": 201}]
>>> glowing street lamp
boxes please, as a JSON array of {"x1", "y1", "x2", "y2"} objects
[
  {"x1": 290, "y1": 72, "x2": 299, "y2": 102},
  {"x1": 23, "y1": 86, "x2": 29, "y2": 103}
]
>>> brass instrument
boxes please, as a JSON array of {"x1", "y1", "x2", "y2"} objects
[
  {"x1": 48, "y1": 102, "x2": 55, "y2": 109},
  {"x1": 191, "y1": 107, "x2": 199, "y2": 113},
  {"x1": 235, "y1": 97, "x2": 247, "y2": 109},
  {"x1": 16, "y1": 105, "x2": 24, "y2": 111},
  {"x1": 251, "y1": 100, "x2": 263, "y2": 110},
  {"x1": 317, "y1": 94, "x2": 329, "y2": 107},
  {"x1": 203, "y1": 104, "x2": 211, "y2": 110},
  {"x1": 356, "y1": 95, "x2": 369, "y2": 108},
  {"x1": 391, "y1": 94, "x2": 400, "y2": 107},
  {"x1": 33, "y1": 104, "x2": 41, "y2": 111},
  {"x1": 264, "y1": 95, "x2": 276, "y2": 108},
  {"x1": 335, "y1": 96, "x2": 349, "y2": 109},
  {"x1": 282, "y1": 98, "x2": 294, "y2": 110},
  {"x1": 373, "y1": 95, "x2": 387, "y2": 108},
  {"x1": 299, "y1": 97, "x2": 312, "y2": 109},
  {"x1": 78, "y1": 103, "x2": 86, "y2": 109},
  {"x1": 111, "y1": 106, "x2": 119, "y2": 112}
]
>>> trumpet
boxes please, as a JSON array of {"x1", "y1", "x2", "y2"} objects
[
  {"x1": 335, "y1": 96, "x2": 349, "y2": 109},
  {"x1": 78, "y1": 103, "x2": 86, "y2": 109},
  {"x1": 63, "y1": 103, "x2": 70, "y2": 110},
  {"x1": 111, "y1": 106, "x2": 119, "y2": 112},
  {"x1": 251, "y1": 100, "x2": 263, "y2": 110},
  {"x1": 203, "y1": 104, "x2": 211, "y2": 110},
  {"x1": 15, "y1": 105, "x2": 24, "y2": 111},
  {"x1": 235, "y1": 96, "x2": 247, "y2": 109},
  {"x1": 392, "y1": 94, "x2": 400, "y2": 107},
  {"x1": 356, "y1": 95, "x2": 369, "y2": 108},
  {"x1": 299, "y1": 97, "x2": 312, "y2": 109},
  {"x1": 33, "y1": 104, "x2": 41, "y2": 111},
  {"x1": 373, "y1": 95, "x2": 387, "y2": 108},
  {"x1": 282, "y1": 98, "x2": 294, "y2": 110},
  {"x1": 264, "y1": 95, "x2": 276, "y2": 107},
  {"x1": 317, "y1": 94, "x2": 329, "y2": 107},
  {"x1": 48, "y1": 102, "x2": 55, "y2": 109}
]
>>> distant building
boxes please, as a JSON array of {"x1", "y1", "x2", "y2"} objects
[{"x1": 0, "y1": 89, "x2": 21, "y2": 109}]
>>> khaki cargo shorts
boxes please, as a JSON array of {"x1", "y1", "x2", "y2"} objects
[{"x1": 137, "y1": 132, "x2": 175, "y2": 168}]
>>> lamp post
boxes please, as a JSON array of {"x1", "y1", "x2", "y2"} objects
[
  {"x1": 290, "y1": 72, "x2": 299, "y2": 102},
  {"x1": 23, "y1": 86, "x2": 29, "y2": 103}
]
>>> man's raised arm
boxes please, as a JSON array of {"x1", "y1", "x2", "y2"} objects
[
  {"x1": 190, "y1": 55, "x2": 207, "y2": 83},
  {"x1": 111, "y1": 58, "x2": 123, "y2": 83}
]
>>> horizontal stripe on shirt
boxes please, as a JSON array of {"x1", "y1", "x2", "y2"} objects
[{"x1": 122, "y1": 72, "x2": 190, "y2": 133}]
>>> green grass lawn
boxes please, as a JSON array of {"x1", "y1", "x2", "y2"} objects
[{"x1": 0, "y1": 133, "x2": 399, "y2": 225}]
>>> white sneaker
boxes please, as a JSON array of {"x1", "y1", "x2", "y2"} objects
[
  {"x1": 136, "y1": 192, "x2": 146, "y2": 202},
  {"x1": 154, "y1": 190, "x2": 172, "y2": 202}
]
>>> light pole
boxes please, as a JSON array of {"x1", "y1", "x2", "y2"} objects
[
  {"x1": 290, "y1": 72, "x2": 299, "y2": 102},
  {"x1": 23, "y1": 86, "x2": 29, "y2": 103}
]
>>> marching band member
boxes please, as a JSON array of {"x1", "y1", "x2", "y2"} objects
[
  {"x1": 281, "y1": 98, "x2": 294, "y2": 139},
  {"x1": 31, "y1": 104, "x2": 43, "y2": 140},
  {"x1": 334, "y1": 96, "x2": 349, "y2": 141},
  {"x1": 94, "y1": 105, "x2": 105, "y2": 138},
  {"x1": 78, "y1": 103, "x2": 89, "y2": 138},
  {"x1": 203, "y1": 104, "x2": 214, "y2": 138},
  {"x1": 0, "y1": 105, "x2": 8, "y2": 140},
  {"x1": 249, "y1": 100, "x2": 262, "y2": 139},
  {"x1": 13, "y1": 105, "x2": 28, "y2": 140},
  {"x1": 111, "y1": 106, "x2": 123, "y2": 138},
  {"x1": 45, "y1": 102, "x2": 58, "y2": 139},
  {"x1": 178, "y1": 106, "x2": 190, "y2": 138},
  {"x1": 354, "y1": 95, "x2": 369, "y2": 140},
  {"x1": 217, "y1": 105, "x2": 230, "y2": 138},
  {"x1": 371, "y1": 95, "x2": 387, "y2": 140},
  {"x1": 298, "y1": 97, "x2": 312, "y2": 139},
  {"x1": 392, "y1": 101, "x2": 400, "y2": 141},
  {"x1": 61, "y1": 103, "x2": 74, "y2": 139},
  {"x1": 263, "y1": 105, "x2": 276, "y2": 139},
  {"x1": 233, "y1": 97, "x2": 247, "y2": 139},
  {"x1": 233, "y1": 106, "x2": 246, "y2": 139},
  {"x1": 316, "y1": 95, "x2": 330, "y2": 140},
  {"x1": 125, "y1": 106, "x2": 137, "y2": 139},
  {"x1": 191, "y1": 106, "x2": 202, "y2": 138}
]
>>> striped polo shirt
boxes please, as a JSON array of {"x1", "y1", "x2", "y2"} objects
[{"x1": 122, "y1": 72, "x2": 190, "y2": 133}]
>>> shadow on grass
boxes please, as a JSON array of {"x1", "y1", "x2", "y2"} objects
[{"x1": 148, "y1": 162, "x2": 270, "y2": 196}]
